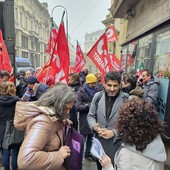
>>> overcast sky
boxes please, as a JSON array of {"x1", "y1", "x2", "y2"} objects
[{"x1": 39, "y1": 0, "x2": 110, "y2": 51}]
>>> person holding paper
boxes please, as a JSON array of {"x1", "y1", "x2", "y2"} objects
[
  {"x1": 100, "y1": 99, "x2": 166, "y2": 170},
  {"x1": 87, "y1": 71, "x2": 128, "y2": 169}
]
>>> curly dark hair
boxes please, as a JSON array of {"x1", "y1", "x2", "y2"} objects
[
  {"x1": 115, "y1": 99, "x2": 163, "y2": 151},
  {"x1": 104, "y1": 71, "x2": 121, "y2": 84}
]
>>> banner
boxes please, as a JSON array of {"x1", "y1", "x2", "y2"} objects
[
  {"x1": 106, "y1": 24, "x2": 118, "y2": 42},
  {"x1": 0, "y1": 30, "x2": 12, "y2": 74},
  {"x1": 108, "y1": 52, "x2": 120, "y2": 72},
  {"x1": 37, "y1": 12, "x2": 70, "y2": 85},
  {"x1": 87, "y1": 33, "x2": 110, "y2": 75},
  {"x1": 74, "y1": 41, "x2": 86, "y2": 73},
  {"x1": 46, "y1": 28, "x2": 58, "y2": 56}
]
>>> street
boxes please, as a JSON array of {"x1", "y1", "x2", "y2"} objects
[{"x1": 0, "y1": 157, "x2": 97, "y2": 170}]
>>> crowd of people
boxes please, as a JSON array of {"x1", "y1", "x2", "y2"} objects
[{"x1": 0, "y1": 67, "x2": 167, "y2": 170}]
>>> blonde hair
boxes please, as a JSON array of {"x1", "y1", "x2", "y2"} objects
[{"x1": 0, "y1": 81, "x2": 16, "y2": 96}]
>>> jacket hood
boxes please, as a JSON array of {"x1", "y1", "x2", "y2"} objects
[
  {"x1": 14, "y1": 101, "x2": 58, "y2": 131},
  {"x1": 123, "y1": 135, "x2": 166, "y2": 162},
  {"x1": 0, "y1": 96, "x2": 19, "y2": 106}
]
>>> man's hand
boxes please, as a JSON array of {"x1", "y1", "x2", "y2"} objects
[
  {"x1": 98, "y1": 129, "x2": 115, "y2": 139},
  {"x1": 93, "y1": 123, "x2": 101, "y2": 133}
]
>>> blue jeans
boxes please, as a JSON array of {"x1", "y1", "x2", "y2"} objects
[
  {"x1": 82, "y1": 134, "x2": 93, "y2": 157},
  {"x1": 2, "y1": 147, "x2": 19, "y2": 170}
]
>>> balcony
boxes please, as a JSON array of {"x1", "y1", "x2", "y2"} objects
[{"x1": 110, "y1": 0, "x2": 139, "y2": 18}]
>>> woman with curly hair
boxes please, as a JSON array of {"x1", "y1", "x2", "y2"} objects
[{"x1": 100, "y1": 99, "x2": 166, "y2": 170}]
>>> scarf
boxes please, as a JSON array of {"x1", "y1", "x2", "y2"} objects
[{"x1": 83, "y1": 83, "x2": 96, "y2": 97}]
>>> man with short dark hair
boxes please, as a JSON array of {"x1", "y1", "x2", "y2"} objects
[
  {"x1": 141, "y1": 69, "x2": 159, "y2": 104},
  {"x1": 87, "y1": 71, "x2": 128, "y2": 169}
]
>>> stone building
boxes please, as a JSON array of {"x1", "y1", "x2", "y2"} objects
[
  {"x1": 109, "y1": 0, "x2": 170, "y2": 169},
  {"x1": 102, "y1": 0, "x2": 128, "y2": 60},
  {"x1": 14, "y1": 0, "x2": 75, "y2": 69},
  {"x1": 14, "y1": 0, "x2": 51, "y2": 68}
]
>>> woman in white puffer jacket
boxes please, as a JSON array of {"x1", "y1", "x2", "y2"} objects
[{"x1": 100, "y1": 99, "x2": 166, "y2": 170}]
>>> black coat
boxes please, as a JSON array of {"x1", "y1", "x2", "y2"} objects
[
  {"x1": 0, "y1": 96, "x2": 19, "y2": 144},
  {"x1": 75, "y1": 87, "x2": 94, "y2": 135}
]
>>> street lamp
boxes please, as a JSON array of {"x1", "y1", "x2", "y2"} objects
[{"x1": 51, "y1": 5, "x2": 68, "y2": 40}]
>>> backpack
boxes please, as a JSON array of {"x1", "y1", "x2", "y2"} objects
[{"x1": 95, "y1": 91, "x2": 103, "y2": 108}]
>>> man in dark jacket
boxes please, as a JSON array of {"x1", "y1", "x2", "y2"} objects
[
  {"x1": 87, "y1": 71, "x2": 128, "y2": 169},
  {"x1": 79, "y1": 68, "x2": 89, "y2": 85},
  {"x1": 75, "y1": 73, "x2": 97, "y2": 161},
  {"x1": 21, "y1": 76, "x2": 49, "y2": 101}
]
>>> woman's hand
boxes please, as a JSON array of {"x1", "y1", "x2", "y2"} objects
[
  {"x1": 63, "y1": 119, "x2": 73, "y2": 126},
  {"x1": 100, "y1": 154, "x2": 112, "y2": 168},
  {"x1": 59, "y1": 146, "x2": 71, "y2": 159}
]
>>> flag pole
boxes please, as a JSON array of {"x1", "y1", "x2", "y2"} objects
[
  {"x1": 44, "y1": 11, "x2": 65, "y2": 84},
  {"x1": 51, "y1": 5, "x2": 68, "y2": 41}
]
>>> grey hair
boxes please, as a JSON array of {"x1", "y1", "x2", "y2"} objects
[{"x1": 35, "y1": 84, "x2": 76, "y2": 118}]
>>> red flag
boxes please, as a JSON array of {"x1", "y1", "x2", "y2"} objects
[
  {"x1": 0, "y1": 30, "x2": 12, "y2": 74},
  {"x1": 87, "y1": 33, "x2": 110, "y2": 75},
  {"x1": 9, "y1": 75, "x2": 14, "y2": 83},
  {"x1": 37, "y1": 12, "x2": 70, "y2": 85},
  {"x1": 108, "y1": 53, "x2": 120, "y2": 72},
  {"x1": 106, "y1": 24, "x2": 118, "y2": 42},
  {"x1": 74, "y1": 41, "x2": 86, "y2": 73},
  {"x1": 46, "y1": 28, "x2": 58, "y2": 56},
  {"x1": 69, "y1": 65, "x2": 74, "y2": 74}
]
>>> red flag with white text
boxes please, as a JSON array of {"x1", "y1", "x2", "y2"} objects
[
  {"x1": 37, "y1": 12, "x2": 70, "y2": 85},
  {"x1": 108, "y1": 52, "x2": 120, "y2": 71},
  {"x1": 0, "y1": 30, "x2": 12, "y2": 74},
  {"x1": 87, "y1": 33, "x2": 110, "y2": 75},
  {"x1": 106, "y1": 24, "x2": 118, "y2": 42},
  {"x1": 74, "y1": 41, "x2": 86, "y2": 73}
]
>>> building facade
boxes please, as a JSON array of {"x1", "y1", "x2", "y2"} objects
[
  {"x1": 14, "y1": 0, "x2": 75, "y2": 69},
  {"x1": 14, "y1": 0, "x2": 51, "y2": 68},
  {"x1": 102, "y1": 0, "x2": 128, "y2": 60},
  {"x1": 110, "y1": 0, "x2": 170, "y2": 169}
]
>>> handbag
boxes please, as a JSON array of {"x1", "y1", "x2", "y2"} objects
[
  {"x1": 64, "y1": 125, "x2": 83, "y2": 170},
  {"x1": 2, "y1": 120, "x2": 24, "y2": 149}
]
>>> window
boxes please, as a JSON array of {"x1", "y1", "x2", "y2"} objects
[
  {"x1": 124, "y1": 34, "x2": 153, "y2": 73},
  {"x1": 120, "y1": 46, "x2": 128, "y2": 71},
  {"x1": 126, "y1": 40, "x2": 138, "y2": 73},
  {"x1": 20, "y1": 12, "x2": 23, "y2": 27},
  {"x1": 31, "y1": 21, "x2": 33, "y2": 31},
  {"x1": 153, "y1": 30, "x2": 170, "y2": 78},
  {"x1": 21, "y1": 35, "x2": 28, "y2": 49},
  {"x1": 137, "y1": 34, "x2": 153, "y2": 69},
  {"x1": 22, "y1": 51, "x2": 29, "y2": 58},
  {"x1": 25, "y1": 16, "x2": 28, "y2": 28}
]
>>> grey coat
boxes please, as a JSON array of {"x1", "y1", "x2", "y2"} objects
[
  {"x1": 143, "y1": 77, "x2": 160, "y2": 104},
  {"x1": 87, "y1": 91, "x2": 128, "y2": 164}
]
